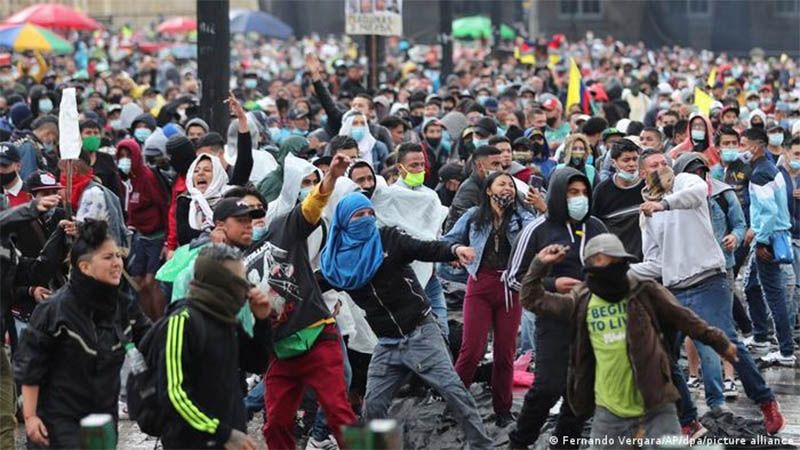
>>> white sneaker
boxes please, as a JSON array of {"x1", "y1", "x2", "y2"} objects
[
  {"x1": 686, "y1": 376, "x2": 702, "y2": 391},
  {"x1": 759, "y1": 351, "x2": 797, "y2": 367},
  {"x1": 742, "y1": 335, "x2": 755, "y2": 347},
  {"x1": 723, "y1": 379, "x2": 739, "y2": 399},
  {"x1": 305, "y1": 435, "x2": 340, "y2": 450},
  {"x1": 748, "y1": 339, "x2": 770, "y2": 351},
  {"x1": 118, "y1": 401, "x2": 129, "y2": 420}
]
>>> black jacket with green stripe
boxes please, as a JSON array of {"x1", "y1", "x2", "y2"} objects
[{"x1": 158, "y1": 302, "x2": 271, "y2": 449}]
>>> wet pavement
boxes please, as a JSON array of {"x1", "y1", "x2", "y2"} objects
[{"x1": 14, "y1": 358, "x2": 799, "y2": 449}]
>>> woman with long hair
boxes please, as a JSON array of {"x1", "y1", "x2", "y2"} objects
[
  {"x1": 444, "y1": 172, "x2": 537, "y2": 426},
  {"x1": 14, "y1": 220, "x2": 150, "y2": 448},
  {"x1": 557, "y1": 133, "x2": 600, "y2": 188}
]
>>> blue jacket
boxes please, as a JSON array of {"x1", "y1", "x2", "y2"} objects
[
  {"x1": 443, "y1": 205, "x2": 537, "y2": 278},
  {"x1": 749, "y1": 155, "x2": 792, "y2": 247},
  {"x1": 778, "y1": 165, "x2": 800, "y2": 240},
  {"x1": 709, "y1": 180, "x2": 747, "y2": 269}
]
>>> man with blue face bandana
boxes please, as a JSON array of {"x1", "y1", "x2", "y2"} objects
[{"x1": 320, "y1": 192, "x2": 493, "y2": 450}]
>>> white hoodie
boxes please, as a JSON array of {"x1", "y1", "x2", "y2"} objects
[{"x1": 630, "y1": 172, "x2": 726, "y2": 289}]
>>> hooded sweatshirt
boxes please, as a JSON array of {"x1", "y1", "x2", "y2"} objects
[
  {"x1": 257, "y1": 136, "x2": 309, "y2": 203},
  {"x1": 630, "y1": 170, "x2": 726, "y2": 289},
  {"x1": 668, "y1": 114, "x2": 722, "y2": 178},
  {"x1": 117, "y1": 139, "x2": 168, "y2": 234},
  {"x1": 506, "y1": 167, "x2": 608, "y2": 293}
]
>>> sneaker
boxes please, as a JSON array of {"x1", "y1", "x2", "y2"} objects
[
  {"x1": 305, "y1": 435, "x2": 340, "y2": 450},
  {"x1": 723, "y1": 379, "x2": 739, "y2": 399},
  {"x1": 748, "y1": 338, "x2": 771, "y2": 351},
  {"x1": 118, "y1": 401, "x2": 129, "y2": 420},
  {"x1": 760, "y1": 400, "x2": 785, "y2": 435},
  {"x1": 686, "y1": 376, "x2": 702, "y2": 391},
  {"x1": 681, "y1": 420, "x2": 707, "y2": 440},
  {"x1": 495, "y1": 411, "x2": 517, "y2": 428},
  {"x1": 742, "y1": 335, "x2": 755, "y2": 347},
  {"x1": 759, "y1": 351, "x2": 797, "y2": 367}
]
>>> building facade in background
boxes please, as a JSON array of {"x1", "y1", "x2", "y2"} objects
[{"x1": 529, "y1": 0, "x2": 800, "y2": 56}]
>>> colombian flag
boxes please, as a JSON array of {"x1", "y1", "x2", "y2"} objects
[
  {"x1": 514, "y1": 41, "x2": 536, "y2": 65},
  {"x1": 566, "y1": 58, "x2": 591, "y2": 114}
]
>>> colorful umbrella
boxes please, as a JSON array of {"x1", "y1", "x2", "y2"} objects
[
  {"x1": 3, "y1": 3, "x2": 103, "y2": 30},
  {"x1": 157, "y1": 17, "x2": 196, "y2": 34},
  {"x1": 229, "y1": 9, "x2": 293, "y2": 40},
  {"x1": 0, "y1": 24, "x2": 73, "y2": 54},
  {"x1": 452, "y1": 16, "x2": 515, "y2": 41}
]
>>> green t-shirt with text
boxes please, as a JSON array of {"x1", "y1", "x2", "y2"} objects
[{"x1": 586, "y1": 294, "x2": 645, "y2": 418}]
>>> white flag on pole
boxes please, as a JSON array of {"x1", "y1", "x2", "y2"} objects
[{"x1": 58, "y1": 87, "x2": 82, "y2": 160}]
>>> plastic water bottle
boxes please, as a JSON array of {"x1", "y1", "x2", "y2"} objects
[{"x1": 125, "y1": 342, "x2": 147, "y2": 374}]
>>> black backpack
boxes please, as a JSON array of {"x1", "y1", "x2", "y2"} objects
[{"x1": 126, "y1": 301, "x2": 187, "y2": 436}]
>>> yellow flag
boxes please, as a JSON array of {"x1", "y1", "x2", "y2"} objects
[
  {"x1": 566, "y1": 58, "x2": 582, "y2": 111},
  {"x1": 707, "y1": 67, "x2": 717, "y2": 88},
  {"x1": 694, "y1": 87, "x2": 713, "y2": 116}
]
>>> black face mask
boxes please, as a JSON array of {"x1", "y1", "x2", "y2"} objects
[
  {"x1": 752, "y1": 122, "x2": 764, "y2": 129},
  {"x1": 0, "y1": 172, "x2": 17, "y2": 186},
  {"x1": 532, "y1": 143, "x2": 546, "y2": 157},
  {"x1": 570, "y1": 157, "x2": 585, "y2": 169},
  {"x1": 109, "y1": 95, "x2": 122, "y2": 104},
  {"x1": 546, "y1": 117, "x2": 557, "y2": 127},
  {"x1": 585, "y1": 261, "x2": 631, "y2": 302},
  {"x1": 427, "y1": 137, "x2": 441, "y2": 148},
  {"x1": 410, "y1": 115, "x2": 424, "y2": 127}
]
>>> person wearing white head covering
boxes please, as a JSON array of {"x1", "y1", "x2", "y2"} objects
[
  {"x1": 339, "y1": 110, "x2": 388, "y2": 171},
  {"x1": 181, "y1": 153, "x2": 230, "y2": 239}
]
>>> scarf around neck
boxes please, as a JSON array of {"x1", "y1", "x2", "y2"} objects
[
  {"x1": 60, "y1": 169, "x2": 95, "y2": 211},
  {"x1": 69, "y1": 268, "x2": 119, "y2": 320},
  {"x1": 185, "y1": 154, "x2": 229, "y2": 231},
  {"x1": 187, "y1": 254, "x2": 250, "y2": 325}
]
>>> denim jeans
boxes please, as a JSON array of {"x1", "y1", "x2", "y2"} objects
[
  {"x1": 363, "y1": 317, "x2": 493, "y2": 450},
  {"x1": 748, "y1": 254, "x2": 795, "y2": 356},
  {"x1": 588, "y1": 403, "x2": 681, "y2": 450},
  {"x1": 244, "y1": 379, "x2": 265, "y2": 415},
  {"x1": 518, "y1": 310, "x2": 536, "y2": 356},
  {"x1": 437, "y1": 262, "x2": 468, "y2": 284},
  {"x1": 791, "y1": 243, "x2": 800, "y2": 330},
  {"x1": 670, "y1": 273, "x2": 774, "y2": 410},
  {"x1": 670, "y1": 360, "x2": 697, "y2": 427},
  {"x1": 425, "y1": 275, "x2": 449, "y2": 339}
]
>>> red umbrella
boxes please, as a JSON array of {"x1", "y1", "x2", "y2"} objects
[
  {"x1": 3, "y1": 3, "x2": 103, "y2": 30},
  {"x1": 157, "y1": 17, "x2": 197, "y2": 34}
]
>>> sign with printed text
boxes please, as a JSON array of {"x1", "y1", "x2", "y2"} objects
[{"x1": 345, "y1": 0, "x2": 402, "y2": 36}]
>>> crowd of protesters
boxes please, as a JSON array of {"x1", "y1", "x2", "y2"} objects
[{"x1": 0, "y1": 22, "x2": 799, "y2": 450}]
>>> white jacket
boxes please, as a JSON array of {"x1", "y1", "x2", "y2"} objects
[{"x1": 630, "y1": 173, "x2": 726, "y2": 289}]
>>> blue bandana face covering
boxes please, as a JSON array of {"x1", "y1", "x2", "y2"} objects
[{"x1": 320, "y1": 192, "x2": 384, "y2": 290}]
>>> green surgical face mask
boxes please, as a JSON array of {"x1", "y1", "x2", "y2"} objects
[
  {"x1": 402, "y1": 168, "x2": 425, "y2": 187},
  {"x1": 82, "y1": 135, "x2": 101, "y2": 152}
]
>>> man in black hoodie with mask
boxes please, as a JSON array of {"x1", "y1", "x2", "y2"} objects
[{"x1": 506, "y1": 167, "x2": 607, "y2": 450}]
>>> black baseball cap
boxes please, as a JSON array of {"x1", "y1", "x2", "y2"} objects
[
  {"x1": 213, "y1": 197, "x2": 267, "y2": 222},
  {"x1": 24, "y1": 171, "x2": 64, "y2": 193},
  {"x1": 288, "y1": 108, "x2": 309, "y2": 121},
  {"x1": 474, "y1": 117, "x2": 498, "y2": 137},
  {"x1": 0, "y1": 142, "x2": 20, "y2": 165}
]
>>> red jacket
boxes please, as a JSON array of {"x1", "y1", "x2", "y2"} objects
[
  {"x1": 166, "y1": 174, "x2": 187, "y2": 250},
  {"x1": 117, "y1": 139, "x2": 168, "y2": 235}
]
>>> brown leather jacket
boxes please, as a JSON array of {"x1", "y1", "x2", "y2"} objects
[{"x1": 521, "y1": 257, "x2": 731, "y2": 417}]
